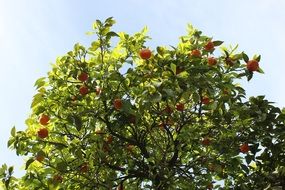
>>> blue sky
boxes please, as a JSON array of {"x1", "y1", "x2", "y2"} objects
[{"x1": 0, "y1": 0, "x2": 285, "y2": 177}]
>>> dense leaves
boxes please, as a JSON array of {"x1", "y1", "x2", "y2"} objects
[{"x1": 1, "y1": 17, "x2": 285, "y2": 189}]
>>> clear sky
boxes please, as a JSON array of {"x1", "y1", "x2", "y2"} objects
[{"x1": 1, "y1": 0, "x2": 285, "y2": 177}]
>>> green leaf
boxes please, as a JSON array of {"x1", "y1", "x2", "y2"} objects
[
  {"x1": 232, "y1": 53, "x2": 243, "y2": 60},
  {"x1": 257, "y1": 67, "x2": 264, "y2": 74},
  {"x1": 67, "y1": 51, "x2": 73, "y2": 56},
  {"x1": 149, "y1": 92, "x2": 162, "y2": 102},
  {"x1": 170, "y1": 63, "x2": 176, "y2": 74},
  {"x1": 5, "y1": 179, "x2": 10, "y2": 188},
  {"x1": 90, "y1": 41, "x2": 100, "y2": 51},
  {"x1": 1, "y1": 164, "x2": 7, "y2": 172},
  {"x1": 7, "y1": 138, "x2": 15, "y2": 148},
  {"x1": 209, "y1": 101, "x2": 218, "y2": 110},
  {"x1": 163, "y1": 88, "x2": 175, "y2": 97},
  {"x1": 56, "y1": 161, "x2": 67, "y2": 172},
  {"x1": 140, "y1": 26, "x2": 148, "y2": 35},
  {"x1": 67, "y1": 115, "x2": 82, "y2": 131},
  {"x1": 151, "y1": 81, "x2": 162, "y2": 89},
  {"x1": 106, "y1": 31, "x2": 119, "y2": 38},
  {"x1": 241, "y1": 164, "x2": 249, "y2": 174},
  {"x1": 156, "y1": 46, "x2": 165, "y2": 55},
  {"x1": 247, "y1": 71, "x2": 253, "y2": 81},
  {"x1": 74, "y1": 148, "x2": 83, "y2": 159},
  {"x1": 192, "y1": 92, "x2": 200, "y2": 103},
  {"x1": 93, "y1": 19, "x2": 102, "y2": 30},
  {"x1": 85, "y1": 31, "x2": 95, "y2": 36},
  {"x1": 34, "y1": 105, "x2": 46, "y2": 115},
  {"x1": 73, "y1": 115, "x2": 83, "y2": 131},
  {"x1": 242, "y1": 52, "x2": 249, "y2": 63},
  {"x1": 37, "y1": 150, "x2": 46, "y2": 157},
  {"x1": 253, "y1": 54, "x2": 261, "y2": 62},
  {"x1": 213, "y1": 40, "x2": 223, "y2": 46},
  {"x1": 250, "y1": 143, "x2": 260, "y2": 155},
  {"x1": 177, "y1": 71, "x2": 189, "y2": 78},
  {"x1": 25, "y1": 158, "x2": 35, "y2": 170},
  {"x1": 109, "y1": 72, "x2": 123, "y2": 81},
  {"x1": 245, "y1": 155, "x2": 253, "y2": 165},
  {"x1": 223, "y1": 50, "x2": 229, "y2": 58},
  {"x1": 34, "y1": 77, "x2": 46, "y2": 90},
  {"x1": 121, "y1": 100, "x2": 133, "y2": 114},
  {"x1": 105, "y1": 17, "x2": 116, "y2": 26},
  {"x1": 10, "y1": 126, "x2": 16, "y2": 137},
  {"x1": 230, "y1": 44, "x2": 239, "y2": 53},
  {"x1": 31, "y1": 93, "x2": 44, "y2": 108},
  {"x1": 8, "y1": 167, "x2": 13, "y2": 175},
  {"x1": 74, "y1": 43, "x2": 80, "y2": 52}
]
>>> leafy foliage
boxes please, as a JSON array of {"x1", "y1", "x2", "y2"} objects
[{"x1": 1, "y1": 17, "x2": 285, "y2": 189}]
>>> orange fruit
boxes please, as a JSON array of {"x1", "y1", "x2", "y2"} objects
[
  {"x1": 113, "y1": 98, "x2": 123, "y2": 110},
  {"x1": 139, "y1": 49, "x2": 151, "y2": 60},
  {"x1": 79, "y1": 85, "x2": 89, "y2": 95},
  {"x1": 37, "y1": 128, "x2": 48, "y2": 139},
  {"x1": 201, "y1": 137, "x2": 211, "y2": 146},
  {"x1": 240, "y1": 143, "x2": 250, "y2": 153},
  {"x1": 126, "y1": 144, "x2": 134, "y2": 152},
  {"x1": 207, "y1": 183, "x2": 214, "y2": 189},
  {"x1": 53, "y1": 175, "x2": 63, "y2": 183},
  {"x1": 105, "y1": 135, "x2": 113, "y2": 144},
  {"x1": 79, "y1": 163, "x2": 88, "y2": 173},
  {"x1": 39, "y1": 114, "x2": 49, "y2": 125},
  {"x1": 128, "y1": 115, "x2": 136, "y2": 124},
  {"x1": 190, "y1": 49, "x2": 201, "y2": 57},
  {"x1": 207, "y1": 57, "x2": 217, "y2": 66},
  {"x1": 164, "y1": 106, "x2": 173, "y2": 114},
  {"x1": 247, "y1": 60, "x2": 259, "y2": 72},
  {"x1": 204, "y1": 41, "x2": 215, "y2": 51},
  {"x1": 78, "y1": 72, "x2": 88, "y2": 82},
  {"x1": 35, "y1": 154, "x2": 45, "y2": 162},
  {"x1": 202, "y1": 97, "x2": 210, "y2": 105},
  {"x1": 159, "y1": 123, "x2": 166, "y2": 130},
  {"x1": 176, "y1": 103, "x2": 184, "y2": 111},
  {"x1": 103, "y1": 143, "x2": 110, "y2": 153},
  {"x1": 176, "y1": 67, "x2": 184, "y2": 75}
]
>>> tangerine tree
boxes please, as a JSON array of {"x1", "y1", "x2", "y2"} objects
[{"x1": 1, "y1": 17, "x2": 285, "y2": 189}]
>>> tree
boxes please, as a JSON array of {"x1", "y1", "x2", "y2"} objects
[{"x1": 1, "y1": 17, "x2": 285, "y2": 189}]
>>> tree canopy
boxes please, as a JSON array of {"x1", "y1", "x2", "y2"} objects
[{"x1": 1, "y1": 17, "x2": 285, "y2": 190}]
